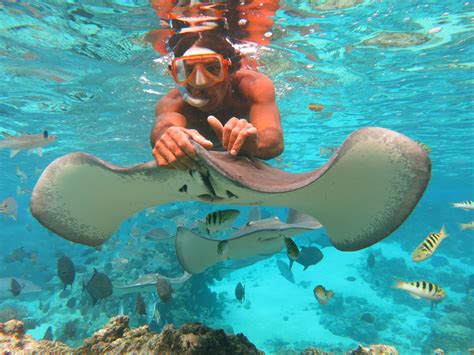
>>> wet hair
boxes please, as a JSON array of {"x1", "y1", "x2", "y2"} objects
[{"x1": 168, "y1": 31, "x2": 242, "y2": 73}]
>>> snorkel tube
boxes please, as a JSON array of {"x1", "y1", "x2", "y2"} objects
[{"x1": 178, "y1": 86, "x2": 209, "y2": 108}]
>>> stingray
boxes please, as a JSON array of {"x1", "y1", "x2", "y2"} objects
[
  {"x1": 0, "y1": 277, "x2": 41, "y2": 299},
  {"x1": 112, "y1": 272, "x2": 191, "y2": 297},
  {"x1": 213, "y1": 255, "x2": 273, "y2": 280},
  {"x1": 30, "y1": 127, "x2": 430, "y2": 251},
  {"x1": 176, "y1": 216, "x2": 321, "y2": 274}
]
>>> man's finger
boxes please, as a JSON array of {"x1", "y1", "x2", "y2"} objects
[
  {"x1": 222, "y1": 117, "x2": 239, "y2": 149},
  {"x1": 187, "y1": 130, "x2": 213, "y2": 150},
  {"x1": 230, "y1": 129, "x2": 248, "y2": 156},
  {"x1": 157, "y1": 141, "x2": 187, "y2": 170},
  {"x1": 164, "y1": 139, "x2": 196, "y2": 170},
  {"x1": 207, "y1": 116, "x2": 224, "y2": 143},
  {"x1": 169, "y1": 130, "x2": 197, "y2": 159},
  {"x1": 227, "y1": 120, "x2": 247, "y2": 151}
]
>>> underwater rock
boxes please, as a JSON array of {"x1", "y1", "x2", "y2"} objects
[
  {"x1": 422, "y1": 310, "x2": 474, "y2": 353},
  {"x1": 361, "y1": 32, "x2": 429, "y2": 48},
  {"x1": 0, "y1": 319, "x2": 72, "y2": 352},
  {"x1": 77, "y1": 316, "x2": 263, "y2": 354},
  {"x1": 0, "y1": 317, "x2": 261, "y2": 353},
  {"x1": 350, "y1": 344, "x2": 399, "y2": 354},
  {"x1": 310, "y1": 0, "x2": 363, "y2": 11},
  {"x1": 0, "y1": 317, "x2": 402, "y2": 354}
]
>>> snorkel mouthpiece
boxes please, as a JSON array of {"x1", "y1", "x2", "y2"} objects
[{"x1": 178, "y1": 86, "x2": 209, "y2": 108}]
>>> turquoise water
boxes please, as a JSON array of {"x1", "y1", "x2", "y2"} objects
[{"x1": 0, "y1": 0, "x2": 473, "y2": 353}]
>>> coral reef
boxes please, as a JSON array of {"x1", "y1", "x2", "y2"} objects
[
  {"x1": 422, "y1": 305, "x2": 474, "y2": 353},
  {"x1": 0, "y1": 316, "x2": 262, "y2": 354},
  {"x1": 350, "y1": 344, "x2": 399, "y2": 354}
]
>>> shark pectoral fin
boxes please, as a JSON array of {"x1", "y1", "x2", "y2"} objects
[
  {"x1": 10, "y1": 150, "x2": 20, "y2": 158},
  {"x1": 175, "y1": 227, "x2": 219, "y2": 274}
]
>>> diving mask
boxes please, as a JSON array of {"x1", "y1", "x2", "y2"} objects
[{"x1": 171, "y1": 52, "x2": 231, "y2": 88}]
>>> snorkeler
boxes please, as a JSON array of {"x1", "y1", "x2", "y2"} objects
[{"x1": 150, "y1": 30, "x2": 284, "y2": 170}]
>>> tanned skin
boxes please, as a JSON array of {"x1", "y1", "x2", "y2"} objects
[{"x1": 150, "y1": 64, "x2": 284, "y2": 170}]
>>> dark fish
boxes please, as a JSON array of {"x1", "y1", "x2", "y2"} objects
[
  {"x1": 22, "y1": 318, "x2": 38, "y2": 330},
  {"x1": 156, "y1": 277, "x2": 173, "y2": 303},
  {"x1": 346, "y1": 276, "x2": 356, "y2": 282},
  {"x1": 66, "y1": 297, "x2": 77, "y2": 309},
  {"x1": 290, "y1": 246, "x2": 323, "y2": 270},
  {"x1": 3, "y1": 247, "x2": 31, "y2": 263},
  {"x1": 83, "y1": 269, "x2": 112, "y2": 305},
  {"x1": 38, "y1": 300, "x2": 43, "y2": 311},
  {"x1": 81, "y1": 249, "x2": 95, "y2": 257},
  {"x1": 235, "y1": 282, "x2": 245, "y2": 302},
  {"x1": 63, "y1": 320, "x2": 76, "y2": 338},
  {"x1": 0, "y1": 307, "x2": 26, "y2": 322},
  {"x1": 367, "y1": 253, "x2": 375, "y2": 269},
  {"x1": 57, "y1": 256, "x2": 75, "y2": 289},
  {"x1": 360, "y1": 312, "x2": 375, "y2": 323},
  {"x1": 43, "y1": 326, "x2": 53, "y2": 341},
  {"x1": 276, "y1": 259, "x2": 295, "y2": 284},
  {"x1": 9, "y1": 278, "x2": 22, "y2": 296},
  {"x1": 59, "y1": 289, "x2": 71, "y2": 299},
  {"x1": 136, "y1": 294, "x2": 146, "y2": 316}
]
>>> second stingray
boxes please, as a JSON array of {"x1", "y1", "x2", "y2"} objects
[{"x1": 176, "y1": 211, "x2": 322, "y2": 274}]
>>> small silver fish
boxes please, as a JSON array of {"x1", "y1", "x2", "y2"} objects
[
  {"x1": 459, "y1": 221, "x2": 474, "y2": 231},
  {"x1": 15, "y1": 165, "x2": 28, "y2": 182},
  {"x1": 451, "y1": 201, "x2": 474, "y2": 211},
  {"x1": 0, "y1": 197, "x2": 18, "y2": 221},
  {"x1": 0, "y1": 131, "x2": 56, "y2": 158}
]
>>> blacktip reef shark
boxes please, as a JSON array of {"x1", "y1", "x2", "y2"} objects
[
  {"x1": 0, "y1": 130, "x2": 56, "y2": 158},
  {"x1": 30, "y1": 127, "x2": 431, "y2": 251},
  {"x1": 112, "y1": 272, "x2": 192, "y2": 297},
  {"x1": 176, "y1": 215, "x2": 322, "y2": 274}
]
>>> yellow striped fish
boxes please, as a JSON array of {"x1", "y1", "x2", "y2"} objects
[
  {"x1": 451, "y1": 200, "x2": 474, "y2": 211},
  {"x1": 459, "y1": 221, "x2": 474, "y2": 231},
  {"x1": 204, "y1": 209, "x2": 240, "y2": 235},
  {"x1": 392, "y1": 280, "x2": 445, "y2": 302},
  {"x1": 284, "y1": 237, "x2": 299, "y2": 260},
  {"x1": 412, "y1": 225, "x2": 448, "y2": 262}
]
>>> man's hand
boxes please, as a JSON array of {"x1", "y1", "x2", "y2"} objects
[
  {"x1": 152, "y1": 126, "x2": 213, "y2": 170},
  {"x1": 208, "y1": 116, "x2": 259, "y2": 157}
]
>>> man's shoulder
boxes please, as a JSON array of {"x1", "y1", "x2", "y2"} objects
[
  {"x1": 235, "y1": 70, "x2": 275, "y2": 102},
  {"x1": 156, "y1": 88, "x2": 185, "y2": 113}
]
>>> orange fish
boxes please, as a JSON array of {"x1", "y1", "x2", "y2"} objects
[{"x1": 313, "y1": 285, "x2": 335, "y2": 305}]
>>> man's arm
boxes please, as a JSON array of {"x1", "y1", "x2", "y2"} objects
[
  {"x1": 245, "y1": 73, "x2": 284, "y2": 159},
  {"x1": 150, "y1": 89, "x2": 187, "y2": 147},
  {"x1": 151, "y1": 89, "x2": 213, "y2": 170}
]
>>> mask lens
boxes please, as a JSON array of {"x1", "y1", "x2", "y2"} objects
[{"x1": 172, "y1": 54, "x2": 226, "y2": 85}]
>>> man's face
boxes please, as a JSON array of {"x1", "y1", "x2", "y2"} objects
[
  {"x1": 172, "y1": 46, "x2": 232, "y2": 111},
  {"x1": 185, "y1": 76, "x2": 231, "y2": 111}
]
